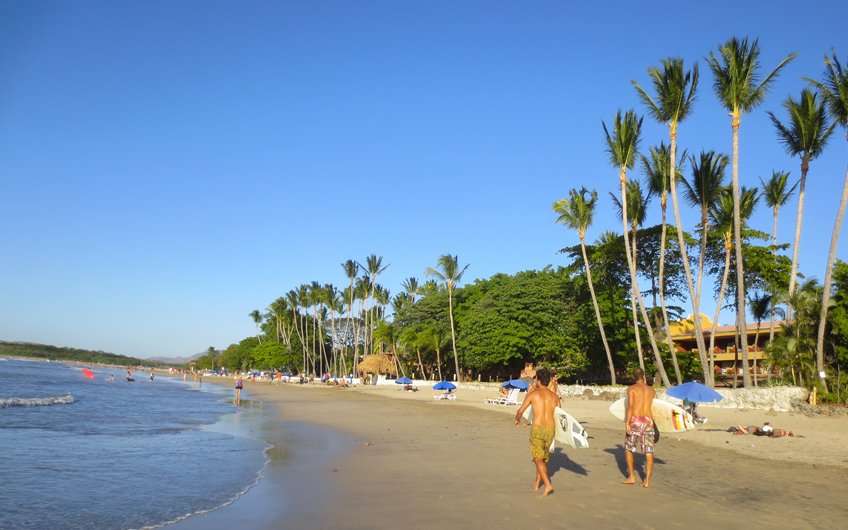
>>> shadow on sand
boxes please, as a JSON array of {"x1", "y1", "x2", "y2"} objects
[
  {"x1": 548, "y1": 448, "x2": 588, "y2": 478},
  {"x1": 603, "y1": 445, "x2": 666, "y2": 480}
]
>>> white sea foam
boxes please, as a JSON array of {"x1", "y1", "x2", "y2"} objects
[{"x1": 0, "y1": 394, "x2": 75, "y2": 408}]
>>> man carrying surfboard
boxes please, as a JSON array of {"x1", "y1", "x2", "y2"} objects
[
  {"x1": 623, "y1": 368, "x2": 656, "y2": 488},
  {"x1": 514, "y1": 368, "x2": 558, "y2": 497}
]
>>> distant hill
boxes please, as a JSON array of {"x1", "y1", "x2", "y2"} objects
[
  {"x1": 148, "y1": 352, "x2": 203, "y2": 365},
  {"x1": 0, "y1": 341, "x2": 162, "y2": 367}
]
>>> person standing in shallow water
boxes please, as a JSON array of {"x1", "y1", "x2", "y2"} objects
[
  {"x1": 623, "y1": 368, "x2": 656, "y2": 488},
  {"x1": 234, "y1": 376, "x2": 244, "y2": 406},
  {"x1": 515, "y1": 368, "x2": 558, "y2": 497}
]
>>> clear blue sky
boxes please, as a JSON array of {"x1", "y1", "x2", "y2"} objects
[{"x1": 2, "y1": 1, "x2": 846, "y2": 358}]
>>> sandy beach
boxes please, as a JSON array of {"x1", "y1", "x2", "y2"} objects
[{"x1": 193, "y1": 380, "x2": 848, "y2": 530}]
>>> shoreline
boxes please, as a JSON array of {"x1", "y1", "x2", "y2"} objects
[{"x1": 187, "y1": 379, "x2": 848, "y2": 530}]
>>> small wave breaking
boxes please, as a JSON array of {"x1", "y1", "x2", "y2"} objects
[{"x1": 0, "y1": 394, "x2": 75, "y2": 408}]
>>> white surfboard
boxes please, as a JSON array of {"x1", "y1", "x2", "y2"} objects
[
  {"x1": 522, "y1": 406, "x2": 589, "y2": 449},
  {"x1": 609, "y1": 397, "x2": 695, "y2": 433}
]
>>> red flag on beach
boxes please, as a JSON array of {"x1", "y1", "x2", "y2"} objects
[{"x1": 82, "y1": 368, "x2": 94, "y2": 379}]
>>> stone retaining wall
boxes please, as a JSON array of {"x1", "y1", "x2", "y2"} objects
[{"x1": 557, "y1": 384, "x2": 809, "y2": 412}]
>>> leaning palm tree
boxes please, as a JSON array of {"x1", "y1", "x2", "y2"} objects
[
  {"x1": 707, "y1": 186, "x2": 760, "y2": 376},
  {"x1": 808, "y1": 51, "x2": 848, "y2": 390},
  {"x1": 249, "y1": 309, "x2": 263, "y2": 343},
  {"x1": 553, "y1": 187, "x2": 616, "y2": 384},
  {"x1": 707, "y1": 36, "x2": 796, "y2": 388},
  {"x1": 759, "y1": 170, "x2": 797, "y2": 344},
  {"x1": 401, "y1": 277, "x2": 420, "y2": 304},
  {"x1": 642, "y1": 144, "x2": 685, "y2": 384},
  {"x1": 682, "y1": 150, "x2": 728, "y2": 315},
  {"x1": 602, "y1": 110, "x2": 670, "y2": 387},
  {"x1": 632, "y1": 58, "x2": 710, "y2": 382},
  {"x1": 426, "y1": 254, "x2": 469, "y2": 382},
  {"x1": 611, "y1": 181, "x2": 653, "y2": 376},
  {"x1": 768, "y1": 89, "x2": 836, "y2": 299}
]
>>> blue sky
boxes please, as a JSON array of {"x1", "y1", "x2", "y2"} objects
[{"x1": 1, "y1": 1, "x2": 846, "y2": 357}]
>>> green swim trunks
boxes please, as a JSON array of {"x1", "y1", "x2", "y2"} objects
[{"x1": 529, "y1": 424, "x2": 555, "y2": 462}]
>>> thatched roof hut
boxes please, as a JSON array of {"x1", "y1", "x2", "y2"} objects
[{"x1": 357, "y1": 354, "x2": 397, "y2": 376}]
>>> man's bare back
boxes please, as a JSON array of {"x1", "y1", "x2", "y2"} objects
[
  {"x1": 625, "y1": 381, "x2": 655, "y2": 423},
  {"x1": 519, "y1": 386, "x2": 558, "y2": 427}
]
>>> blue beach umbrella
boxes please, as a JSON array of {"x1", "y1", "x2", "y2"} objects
[
  {"x1": 666, "y1": 381, "x2": 723, "y2": 403},
  {"x1": 501, "y1": 379, "x2": 529, "y2": 390},
  {"x1": 395, "y1": 376, "x2": 413, "y2": 384},
  {"x1": 432, "y1": 381, "x2": 456, "y2": 391}
]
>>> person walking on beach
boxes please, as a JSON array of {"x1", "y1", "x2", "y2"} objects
[
  {"x1": 514, "y1": 368, "x2": 558, "y2": 497},
  {"x1": 234, "y1": 376, "x2": 244, "y2": 406},
  {"x1": 623, "y1": 368, "x2": 656, "y2": 488}
]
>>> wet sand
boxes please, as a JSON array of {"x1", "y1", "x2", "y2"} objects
[{"x1": 230, "y1": 382, "x2": 848, "y2": 530}]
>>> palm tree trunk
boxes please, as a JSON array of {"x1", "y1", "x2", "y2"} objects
[
  {"x1": 416, "y1": 347, "x2": 427, "y2": 380},
  {"x1": 814, "y1": 167, "x2": 848, "y2": 393},
  {"x1": 658, "y1": 200, "x2": 682, "y2": 384},
  {"x1": 731, "y1": 115, "x2": 751, "y2": 388},
  {"x1": 434, "y1": 340, "x2": 443, "y2": 382},
  {"x1": 620, "y1": 169, "x2": 671, "y2": 386},
  {"x1": 788, "y1": 163, "x2": 809, "y2": 297},
  {"x1": 580, "y1": 238, "x2": 616, "y2": 384},
  {"x1": 628, "y1": 227, "x2": 645, "y2": 373},
  {"x1": 696, "y1": 211, "x2": 710, "y2": 316},
  {"x1": 447, "y1": 286, "x2": 461, "y2": 382},
  {"x1": 752, "y1": 324, "x2": 761, "y2": 387},
  {"x1": 709, "y1": 240, "x2": 732, "y2": 381},
  {"x1": 668, "y1": 123, "x2": 711, "y2": 384}
]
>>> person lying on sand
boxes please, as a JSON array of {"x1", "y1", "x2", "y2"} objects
[{"x1": 728, "y1": 423, "x2": 796, "y2": 437}]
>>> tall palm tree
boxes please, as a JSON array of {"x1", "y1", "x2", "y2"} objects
[
  {"x1": 553, "y1": 187, "x2": 616, "y2": 384},
  {"x1": 249, "y1": 309, "x2": 263, "y2": 343},
  {"x1": 707, "y1": 36, "x2": 796, "y2": 388},
  {"x1": 610, "y1": 181, "x2": 655, "y2": 377},
  {"x1": 682, "y1": 150, "x2": 728, "y2": 316},
  {"x1": 358, "y1": 255, "x2": 389, "y2": 358},
  {"x1": 707, "y1": 186, "x2": 760, "y2": 378},
  {"x1": 642, "y1": 144, "x2": 685, "y2": 384},
  {"x1": 749, "y1": 292, "x2": 772, "y2": 387},
  {"x1": 809, "y1": 51, "x2": 848, "y2": 389},
  {"x1": 342, "y1": 259, "x2": 358, "y2": 372},
  {"x1": 426, "y1": 254, "x2": 469, "y2": 382},
  {"x1": 759, "y1": 170, "x2": 797, "y2": 344},
  {"x1": 632, "y1": 58, "x2": 710, "y2": 382},
  {"x1": 603, "y1": 110, "x2": 670, "y2": 387},
  {"x1": 768, "y1": 89, "x2": 836, "y2": 299}
]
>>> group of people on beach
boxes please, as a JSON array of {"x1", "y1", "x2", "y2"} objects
[{"x1": 515, "y1": 367, "x2": 657, "y2": 495}]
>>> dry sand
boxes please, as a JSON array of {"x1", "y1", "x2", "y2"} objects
[{"x1": 233, "y1": 381, "x2": 848, "y2": 530}]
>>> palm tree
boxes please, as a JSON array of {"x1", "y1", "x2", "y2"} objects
[
  {"x1": 707, "y1": 186, "x2": 760, "y2": 377},
  {"x1": 682, "y1": 150, "x2": 728, "y2": 317},
  {"x1": 642, "y1": 144, "x2": 685, "y2": 384},
  {"x1": 749, "y1": 292, "x2": 772, "y2": 386},
  {"x1": 358, "y1": 255, "x2": 389, "y2": 358},
  {"x1": 342, "y1": 259, "x2": 358, "y2": 372},
  {"x1": 632, "y1": 58, "x2": 710, "y2": 382},
  {"x1": 611, "y1": 181, "x2": 653, "y2": 376},
  {"x1": 249, "y1": 309, "x2": 263, "y2": 343},
  {"x1": 809, "y1": 51, "x2": 848, "y2": 390},
  {"x1": 426, "y1": 254, "x2": 469, "y2": 382},
  {"x1": 768, "y1": 89, "x2": 836, "y2": 300},
  {"x1": 401, "y1": 277, "x2": 420, "y2": 303},
  {"x1": 603, "y1": 110, "x2": 670, "y2": 387},
  {"x1": 707, "y1": 36, "x2": 796, "y2": 388},
  {"x1": 554, "y1": 187, "x2": 616, "y2": 384},
  {"x1": 759, "y1": 170, "x2": 797, "y2": 344}
]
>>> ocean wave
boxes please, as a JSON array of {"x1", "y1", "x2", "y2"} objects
[{"x1": 0, "y1": 394, "x2": 75, "y2": 408}]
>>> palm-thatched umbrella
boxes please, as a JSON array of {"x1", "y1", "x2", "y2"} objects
[{"x1": 357, "y1": 354, "x2": 398, "y2": 376}]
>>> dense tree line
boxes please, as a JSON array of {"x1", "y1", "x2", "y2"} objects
[{"x1": 0, "y1": 341, "x2": 158, "y2": 367}]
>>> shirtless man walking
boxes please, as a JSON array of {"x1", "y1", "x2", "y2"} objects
[
  {"x1": 623, "y1": 368, "x2": 656, "y2": 488},
  {"x1": 515, "y1": 368, "x2": 558, "y2": 497}
]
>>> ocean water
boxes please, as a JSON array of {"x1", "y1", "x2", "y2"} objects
[{"x1": 0, "y1": 358, "x2": 268, "y2": 530}]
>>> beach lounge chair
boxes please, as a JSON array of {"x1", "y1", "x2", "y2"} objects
[
  {"x1": 433, "y1": 391, "x2": 456, "y2": 400},
  {"x1": 486, "y1": 387, "x2": 522, "y2": 405}
]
